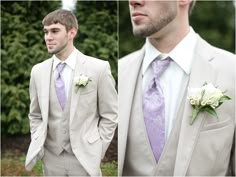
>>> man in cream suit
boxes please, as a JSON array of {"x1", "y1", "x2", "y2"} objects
[
  {"x1": 25, "y1": 9, "x2": 117, "y2": 176},
  {"x1": 119, "y1": 0, "x2": 235, "y2": 176}
]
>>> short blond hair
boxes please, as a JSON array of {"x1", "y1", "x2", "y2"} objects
[{"x1": 42, "y1": 9, "x2": 78, "y2": 31}]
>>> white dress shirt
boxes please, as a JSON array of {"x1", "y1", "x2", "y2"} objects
[
  {"x1": 53, "y1": 48, "x2": 77, "y2": 98},
  {"x1": 142, "y1": 27, "x2": 198, "y2": 139}
]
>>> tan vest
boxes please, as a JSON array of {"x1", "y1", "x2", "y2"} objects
[
  {"x1": 123, "y1": 69, "x2": 185, "y2": 176},
  {"x1": 45, "y1": 70, "x2": 73, "y2": 155}
]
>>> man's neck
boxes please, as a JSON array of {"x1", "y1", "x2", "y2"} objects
[
  {"x1": 56, "y1": 45, "x2": 75, "y2": 61},
  {"x1": 149, "y1": 25, "x2": 190, "y2": 54}
]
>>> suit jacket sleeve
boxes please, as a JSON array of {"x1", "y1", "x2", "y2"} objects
[
  {"x1": 28, "y1": 66, "x2": 43, "y2": 139},
  {"x1": 233, "y1": 133, "x2": 235, "y2": 175},
  {"x1": 97, "y1": 62, "x2": 118, "y2": 158}
]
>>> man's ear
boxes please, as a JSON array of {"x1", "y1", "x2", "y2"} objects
[{"x1": 69, "y1": 28, "x2": 77, "y2": 39}]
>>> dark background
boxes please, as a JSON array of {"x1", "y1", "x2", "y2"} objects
[{"x1": 119, "y1": 1, "x2": 235, "y2": 58}]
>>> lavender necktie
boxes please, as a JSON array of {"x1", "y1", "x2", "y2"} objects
[
  {"x1": 55, "y1": 63, "x2": 66, "y2": 110},
  {"x1": 143, "y1": 57, "x2": 171, "y2": 162}
]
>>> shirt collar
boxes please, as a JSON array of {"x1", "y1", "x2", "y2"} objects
[
  {"x1": 169, "y1": 27, "x2": 197, "y2": 74},
  {"x1": 53, "y1": 47, "x2": 77, "y2": 71},
  {"x1": 142, "y1": 27, "x2": 198, "y2": 75},
  {"x1": 142, "y1": 38, "x2": 162, "y2": 75}
]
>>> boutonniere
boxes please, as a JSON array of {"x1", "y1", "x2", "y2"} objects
[
  {"x1": 187, "y1": 83, "x2": 231, "y2": 125},
  {"x1": 73, "y1": 74, "x2": 91, "y2": 92}
]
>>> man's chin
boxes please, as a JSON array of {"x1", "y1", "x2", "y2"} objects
[
  {"x1": 133, "y1": 29, "x2": 149, "y2": 38},
  {"x1": 133, "y1": 26, "x2": 157, "y2": 38},
  {"x1": 47, "y1": 50, "x2": 56, "y2": 54}
]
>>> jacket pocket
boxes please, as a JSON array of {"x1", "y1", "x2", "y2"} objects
[
  {"x1": 87, "y1": 131, "x2": 100, "y2": 144},
  {"x1": 201, "y1": 117, "x2": 231, "y2": 132}
]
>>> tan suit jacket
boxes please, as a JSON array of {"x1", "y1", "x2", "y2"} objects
[
  {"x1": 118, "y1": 35, "x2": 235, "y2": 176},
  {"x1": 25, "y1": 49, "x2": 118, "y2": 176}
]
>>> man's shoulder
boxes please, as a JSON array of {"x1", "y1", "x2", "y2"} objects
[
  {"x1": 209, "y1": 44, "x2": 235, "y2": 70},
  {"x1": 197, "y1": 36, "x2": 235, "y2": 80},
  {"x1": 197, "y1": 35, "x2": 235, "y2": 63},
  {"x1": 83, "y1": 53, "x2": 108, "y2": 66},
  {"x1": 119, "y1": 48, "x2": 144, "y2": 69},
  {"x1": 76, "y1": 49, "x2": 106, "y2": 65},
  {"x1": 212, "y1": 46, "x2": 235, "y2": 61},
  {"x1": 31, "y1": 57, "x2": 53, "y2": 71},
  {"x1": 76, "y1": 50, "x2": 109, "y2": 75}
]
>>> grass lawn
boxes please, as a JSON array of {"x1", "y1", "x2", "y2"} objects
[{"x1": 1, "y1": 151, "x2": 117, "y2": 176}]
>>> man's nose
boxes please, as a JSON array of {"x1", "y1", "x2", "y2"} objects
[
  {"x1": 45, "y1": 33, "x2": 53, "y2": 41},
  {"x1": 129, "y1": 0, "x2": 145, "y2": 7}
]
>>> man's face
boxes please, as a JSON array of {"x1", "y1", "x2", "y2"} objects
[
  {"x1": 44, "y1": 23, "x2": 69, "y2": 54},
  {"x1": 129, "y1": 0, "x2": 178, "y2": 37}
]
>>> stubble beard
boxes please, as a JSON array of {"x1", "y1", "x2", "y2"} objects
[
  {"x1": 132, "y1": 11, "x2": 177, "y2": 38},
  {"x1": 48, "y1": 41, "x2": 68, "y2": 55}
]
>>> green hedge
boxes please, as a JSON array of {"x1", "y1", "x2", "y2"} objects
[{"x1": 1, "y1": 1, "x2": 117, "y2": 135}]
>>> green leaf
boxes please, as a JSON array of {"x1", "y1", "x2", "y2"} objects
[
  {"x1": 204, "y1": 107, "x2": 218, "y2": 119},
  {"x1": 219, "y1": 95, "x2": 231, "y2": 102},
  {"x1": 190, "y1": 107, "x2": 201, "y2": 125}
]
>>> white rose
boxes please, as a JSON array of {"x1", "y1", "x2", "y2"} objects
[
  {"x1": 188, "y1": 82, "x2": 231, "y2": 125},
  {"x1": 73, "y1": 75, "x2": 90, "y2": 89},
  {"x1": 187, "y1": 87, "x2": 203, "y2": 106},
  {"x1": 73, "y1": 76, "x2": 80, "y2": 86},
  {"x1": 202, "y1": 83, "x2": 223, "y2": 108},
  {"x1": 79, "y1": 75, "x2": 89, "y2": 86},
  {"x1": 201, "y1": 100, "x2": 207, "y2": 106}
]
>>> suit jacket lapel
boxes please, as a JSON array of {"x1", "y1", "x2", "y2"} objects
[
  {"x1": 118, "y1": 48, "x2": 145, "y2": 175},
  {"x1": 70, "y1": 50, "x2": 86, "y2": 124},
  {"x1": 174, "y1": 36, "x2": 218, "y2": 176},
  {"x1": 41, "y1": 58, "x2": 53, "y2": 121}
]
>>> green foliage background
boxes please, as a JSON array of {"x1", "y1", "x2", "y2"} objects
[
  {"x1": 119, "y1": 1, "x2": 235, "y2": 58},
  {"x1": 1, "y1": 1, "x2": 117, "y2": 135},
  {"x1": 1, "y1": 1, "x2": 235, "y2": 136}
]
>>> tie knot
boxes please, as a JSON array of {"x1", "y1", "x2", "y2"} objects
[
  {"x1": 57, "y1": 63, "x2": 66, "y2": 74},
  {"x1": 152, "y1": 56, "x2": 171, "y2": 78}
]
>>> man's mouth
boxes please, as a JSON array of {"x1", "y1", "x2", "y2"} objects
[{"x1": 131, "y1": 12, "x2": 147, "y2": 22}]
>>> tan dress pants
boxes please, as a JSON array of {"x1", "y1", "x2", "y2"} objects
[{"x1": 42, "y1": 147, "x2": 89, "y2": 176}]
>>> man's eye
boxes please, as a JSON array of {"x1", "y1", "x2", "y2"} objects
[{"x1": 52, "y1": 30, "x2": 59, "y2": 33}]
